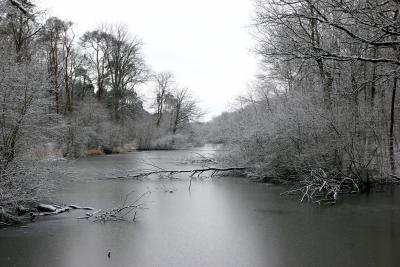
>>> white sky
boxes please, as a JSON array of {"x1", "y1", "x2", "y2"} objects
[{"x1": 37, "y1": 0, "x2": 258, "y2": 121}]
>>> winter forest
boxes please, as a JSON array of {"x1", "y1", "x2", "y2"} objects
[
  {"x1": 210, "y1": 0, "x2": 400, "y2": 194},
  {"x1": 1, "y1": 0, "x2": 205, "y2": 214},
  {"x1": 1, "y1": 0, "x2": 400, "y2": 266}
]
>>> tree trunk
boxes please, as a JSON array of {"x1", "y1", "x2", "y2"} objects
[
  {"x1": 155, "y1": 97, "x2": 163, "y2": 127},
  {"x1": 172, "y1": 106, "x2": 180, "y2": 134},
  {"x1": 370, "y1": 47, "x2": 377, "y2": 107},
  {"x1": 389, "y1": 5, "x2": 399, "y2": 174},
  {"x1": 389, "y1": 76, "x2": 397, "y2": 174},
  {"x1": 309, "y1": 4, "x2": 332, "y2": 108},
  {"x1": 64, "y1": 57, "x2": 72, "y2": 114}
]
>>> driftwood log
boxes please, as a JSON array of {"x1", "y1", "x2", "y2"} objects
[{"x1": 33, "y1": 204, "x2": 94, "y2": 217}]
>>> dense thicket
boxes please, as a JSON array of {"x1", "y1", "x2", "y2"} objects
[{"x1": 210, "y1": 0, "x2": 400, "y2": 187}]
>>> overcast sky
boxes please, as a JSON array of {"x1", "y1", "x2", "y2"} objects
[{"x1": 37, "y1": 0, "x2": 258, "y2": 121}]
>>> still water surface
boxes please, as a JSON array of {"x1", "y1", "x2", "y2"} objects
[{"x1": 1, "y1": 148, "x2": 400, "y2": 267}]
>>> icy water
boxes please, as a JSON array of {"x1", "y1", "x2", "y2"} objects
[{"x1": 1, "y1": 147, "x2": 400, "y2": 267}]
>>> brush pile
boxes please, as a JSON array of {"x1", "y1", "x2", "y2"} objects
[{"x1": 281, "y1": 169, "x2": 360, "y2": 204}]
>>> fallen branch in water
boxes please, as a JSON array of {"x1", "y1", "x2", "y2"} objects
[
  {"x1": 281, "y1": 169, "x2": 360, "y2": 205},
  {"x1": 77, "y1": 191, "x2": 150, "y2": 223},
  {"x1": 112, "y1": 167, "x2": 249, "y2": 180},
  {"x1": 1, "y1": 192, "x2": 150, "y2": 225}
]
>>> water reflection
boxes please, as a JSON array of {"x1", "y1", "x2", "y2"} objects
[{"x1": 0, "y1": 149, "x2": 399, "y2": 267}]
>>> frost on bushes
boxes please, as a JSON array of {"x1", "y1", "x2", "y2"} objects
[
  {"x1": 0, "y1": 43, "x2": 60, "y2": 207},
  {"x1": 62, "y1": 100, "x2": 119, "y2": 157},
  {"x1": 210, "y1": 89, "x2": 389, "y2": 183},
  {"x1": 0, "y1": 160, "x2": 60, "y2": 206}
]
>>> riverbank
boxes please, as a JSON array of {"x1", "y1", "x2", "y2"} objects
[{"x1": 0, "y1": 202, "x2": 37, "y2": 226}]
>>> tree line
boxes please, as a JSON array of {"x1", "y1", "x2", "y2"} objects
[
  {"x1": 0, "y1": 0, "x2": 201, "y2": 215},
  {"x1": 207, "y1": 0, "x2": 400, "y2": 188},
  {"x1": 1, "y1": 0, "x2": 203, "y2": 157}
]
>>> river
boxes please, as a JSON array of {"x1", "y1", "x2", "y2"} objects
[{"x1": 0, "y1": 147, "x2": 400, "y2": 267}]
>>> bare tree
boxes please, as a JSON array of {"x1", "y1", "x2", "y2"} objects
[
  {"x1": 170, "y1": 88, "x2": 202, "y2": 134},
  {"x1": 153, "y1": 71, "x2": 174, "y2": 127},
  {"x1": 60, "y1": 20, "x2": 75, "y2": 114},
  {"x1": 80, "y1": 30, "x2": 109, "y2": 100},
  {"x1": 102, "y1": 24, "x2": 149, "y2": 121},
  {"x1": 41, "y1": 17, "x2": 64, "y2": 114},
  {"x1": 2, "y1": 0, "x2": 41, "y2": 60},
  {"x1": 0, "y1": 47, "x2": 47, "y2": 163}
]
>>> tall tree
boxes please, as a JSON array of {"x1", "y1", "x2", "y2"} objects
[
  {"x1": 60, "y1": 20, "x2": 75, "y2": 114},
  {"x1": 80, "y1": 30, "x2": 109, "y2": 100},
  {"x1": 153, "y1": 71, "x2": 174, "y2": 127},
  {"x1": 2, "y1": 0, "x2": 40, "y2": 60},
  {"x1": 170, "y1": 88, "x2": 201, "y2": 134},
  {"x1": 102, "y1": 24, "x2": 149, "y2": 121}
]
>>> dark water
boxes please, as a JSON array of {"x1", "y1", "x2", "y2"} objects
[{"x1": 1, "y1": 148, "x2": 400, "y2": 267}]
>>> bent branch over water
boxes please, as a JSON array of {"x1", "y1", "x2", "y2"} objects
[{"x1": 110, "y1": 167, "x2": 249, "y2": 180}]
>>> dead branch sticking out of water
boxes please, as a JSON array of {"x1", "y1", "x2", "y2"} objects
[
  {"x1": 280, "y1": 169, "x2": 360, "y2": 205},
  {"x1": 113, "y1": 167, "x2": 249, "y2": 180},
  {"x1": 77, "y1": 191, "x2": 150, "y2": 223}
]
